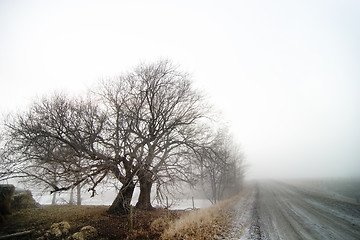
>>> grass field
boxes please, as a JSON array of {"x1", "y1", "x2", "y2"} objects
[
  {"x1": 0, "y1": 205, "x2": 183, "y2": 239},
  {"x1": 0, "y1": 198, "x2": 237, "y2": 240},
  {"x1": 287, "y1": 178, "x2": 360, "y2": 203}
]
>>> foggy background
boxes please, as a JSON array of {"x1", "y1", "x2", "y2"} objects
[{"x1": 1, "y1": 0, "x2": 359, "y2": 179}]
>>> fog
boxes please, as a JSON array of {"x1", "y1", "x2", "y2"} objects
[{"x1": 1, "y1": 0, "x2": 359, "y2": 180}]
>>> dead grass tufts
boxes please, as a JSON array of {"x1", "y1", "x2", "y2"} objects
[
  {"x1": 161, "y1": 198, "x2": 237, "y2": 240},
  {"x1": 151, "y1": 216, "x2": 171, "y2": 233}
]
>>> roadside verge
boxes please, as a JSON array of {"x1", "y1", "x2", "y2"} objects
[{"x1": 160, "y1": 188, "x2": 251, "y2": 240}]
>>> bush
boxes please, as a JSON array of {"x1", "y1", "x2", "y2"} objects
[{"x1": 12, "y1": 190, "x2": 39, "y2": 210}]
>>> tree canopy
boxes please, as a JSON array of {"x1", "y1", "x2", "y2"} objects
[{"x1": 1, "y1": 60, "x2": 245, "y2": 213}]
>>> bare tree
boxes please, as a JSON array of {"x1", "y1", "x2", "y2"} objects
[
  {"x1": 1, "y1": 60, "x2": 238, "y2": 214},
  {"x1": 113, "y1": 61, "x2": 208, "y2": 210},
  {"x1": 2, "y1": 95, "x2": 108, "y2": 203},
  {"x1": 196, "y1": 128, "x2": 245, "y2": 203},
  {"x1": 0, "y1": 144, "x2": 17, "y2": 182}
]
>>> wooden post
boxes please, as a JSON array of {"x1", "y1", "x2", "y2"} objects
[
  {"x1": 166, "y1": 196, "x2": 169, "y2": 218},
  {"x1": 192, "y1": 196, "x2": 195, "y2": 210}
]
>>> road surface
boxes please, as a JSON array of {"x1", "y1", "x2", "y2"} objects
[{"x1": 227, "y1": 181, "x2": 360, "y2": 240}]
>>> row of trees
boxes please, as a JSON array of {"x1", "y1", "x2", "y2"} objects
[
  {"x1": 0, "y1": 60, "x2": 245, "y2": 213},
  {"x1": 196, "y1": 128, "x2": 245, "y2": 204}
]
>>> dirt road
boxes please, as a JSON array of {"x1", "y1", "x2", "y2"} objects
[{"x1": 228, "y1": 181, "x2": 360, "y2": 240}]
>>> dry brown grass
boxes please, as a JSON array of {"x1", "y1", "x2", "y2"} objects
[
  {"x1": 161, "y1": 197, "x2": 238, "y2": 240},
  {"x1": 0, "y1": 190, "x2": 246, "y2": 239},
  {"x1": 0, "y1": 205, "x2": 180, "y2": 239}
]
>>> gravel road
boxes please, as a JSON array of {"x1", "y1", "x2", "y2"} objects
[{"x1": 228, "y1": 181, "x2": 360, "y2": 240}]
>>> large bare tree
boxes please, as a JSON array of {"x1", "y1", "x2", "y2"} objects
[
  {"x1": 99, "y1": 61, "x2": 209, "y2": 210},
  {"x1": 2, "y1": 60, "x2": 240, "y2": 214}
]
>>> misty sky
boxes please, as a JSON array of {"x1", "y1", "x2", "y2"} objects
[{"x1": 1, "y1": 0, "x2": 359, "y2": 179}]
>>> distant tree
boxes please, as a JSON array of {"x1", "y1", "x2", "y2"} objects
[{"x1": 196, "y1": 128, "x2": 245, "y2": 203}]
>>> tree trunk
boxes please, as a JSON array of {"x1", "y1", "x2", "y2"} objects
[
  {"x1": 108, "y1": 181, "x2": 135, "y2": 214},
  {"x1": 135, "y1": 177, "x2": 154, "y2": 210},
  {"x1": 76, "y1": 184, "x2": 81, "y2": 206},
  {"x1": 69, "y1": 187, "x2": 74, "y2": 205},
  {"x1": 51, "y1": 192, "x2": 57, "y2": 205}
]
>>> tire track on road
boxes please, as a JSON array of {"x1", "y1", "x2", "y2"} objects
[
  {"x1": 257, "y1": 181, "x2": 360, "y2": 240},
  {"x1": 226, "y1": 184, "x2": 263, "y2": 240}
]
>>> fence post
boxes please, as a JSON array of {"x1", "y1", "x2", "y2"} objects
[{"x1": 166, "y1": 196, "x2": 170, "y2": 218}]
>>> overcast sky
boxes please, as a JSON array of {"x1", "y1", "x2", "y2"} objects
[{"x1": 1, "y1": 0, "x2": 359, "y2": 179}]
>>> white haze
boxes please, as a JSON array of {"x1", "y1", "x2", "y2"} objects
[{"x1": 1, "y1": 0, "x2": 359, "y2": 179}]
